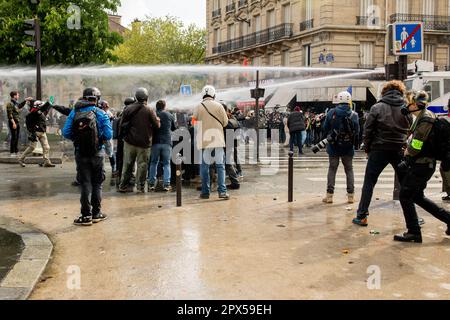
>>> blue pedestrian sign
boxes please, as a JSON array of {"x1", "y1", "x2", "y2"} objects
[
  {"x1": 393, "y1": 22, "x2": 423, "y2": 56},
  {"x1": 180, "y1": 85, "x2": 192, "y2": 96}
]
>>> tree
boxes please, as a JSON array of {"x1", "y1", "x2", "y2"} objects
[
  {"x1": 0, "y1": 0, "x2": 123, "y2": 65},
  {"x1": 113, "y1": 16, "x2": 206, "y2": 65}
]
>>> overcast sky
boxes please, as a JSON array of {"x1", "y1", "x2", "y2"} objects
[{"x1": 118, "y1": 0, "x2": 206, "y2": 28}]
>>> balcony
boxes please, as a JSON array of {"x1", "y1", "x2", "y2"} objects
[
  {"x1": 226, "y1": 3, "x2": 236, "y2": 13},
  {"x1": 238, "y1": 0, "x2": 248, "y2": 8},
  {"x1": 212, "y1": 8, "x2": 222, "y2": 18},
  {"x1": 300, "y1": 19, "x2": 314, "y2": 31},
  {"x1": 213, "y1": 23, "x2": 294, "y2": 55},
  {"x1": 356, "y1": 16, "x2": 380, "y2": 27},
  {"x1": 390, "y1": 14, "x2": 450, "y2": 31}
]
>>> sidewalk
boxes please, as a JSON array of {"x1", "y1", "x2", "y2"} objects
[{"x1": 0, "y1": 161, "x2": 449, "y2": 300}]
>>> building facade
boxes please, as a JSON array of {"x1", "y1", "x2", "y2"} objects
[{"x1": 206, "y1": 0, "x2": 450, "y2": 70}]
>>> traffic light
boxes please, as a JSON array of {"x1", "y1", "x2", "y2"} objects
[
  {"x1": 23, "y1": 17, "x2": 42, "y2": 100},
  {"x1": 24, "y1": 18, "x2": 38, "y2": 48}
]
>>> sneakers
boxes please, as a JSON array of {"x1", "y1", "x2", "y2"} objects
[
  {"x1": 219, "y1": 193, "x2": 230, "y2": 200},
  {"x1": 18, "y1": 159, "x2": 26, "y2": 168},
  {"x1": 137, "y1": 187, "x2": 145, "y2": 194},
  {"x1": 92, "y1": 213, "x2": 108, "y2": 224},
  {"x1": 322, "y1": 193, "x2": 333, "y2": 204},
  {"x1": 227, "y1": 184, "x2": 240, "y2": 190},
  {"x1": 74, "y1": 216, "x2": 93, "y2": 226},
  {"x1": 200, "y1": 194, "x2": 210, "y2": 200},
  {"x1": 347, "y1": 194, "x2": 355, "y2": 204},
  {"x1": 43, "y1": 162, "x2": 56, "y2": 168},
  {"x1": 163, "y1": 185, "x2": 172, "y2": 192},
  {"x1": 352, "y1": 216, "x2": 368, "y2": 227},
  {"x1": 393, "y1": 232, "x2": 423, "y2": 244},
  {"x1": 118, "y1": 187, "x2": 133, "y2": 193},
  {"x1": 147, "y1": 183, "x2": 156, "y2": 192},
  {"x1": 443, "y1": 195, "x2": 450, "y2": 202}
]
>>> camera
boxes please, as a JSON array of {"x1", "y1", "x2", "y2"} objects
[{"x1": 311, "y1": 130, "x2": 337, "y2": 154}]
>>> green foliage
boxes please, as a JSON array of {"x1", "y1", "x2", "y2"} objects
[
  {"x1": 0, "y1": 0, "x2": 123, "y2": 65},
  {"x1": 113, "y1": 16, "x2": 206, "y2": 65}
]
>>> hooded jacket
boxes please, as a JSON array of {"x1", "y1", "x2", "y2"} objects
[
  {"x1": 287, "y1": 111, "x2": 306, "y2": 133},
  {"x1": 363, "y1": 89, "x2": 412, "y2": 153},
  {"x1": 323, "y1": 104, "x2": 360, "y2": 157}
]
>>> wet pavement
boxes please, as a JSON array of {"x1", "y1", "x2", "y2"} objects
[
  {"x1": 0, "y1": 147, "x2": 450, "y2": 300},
  {"x1": 0, "y1": 228, "x2": 24, "y2": 283}
]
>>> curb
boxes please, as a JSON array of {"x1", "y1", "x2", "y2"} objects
[{"x1": 0, "y1": 217, "x2": 53, "y2": 300}]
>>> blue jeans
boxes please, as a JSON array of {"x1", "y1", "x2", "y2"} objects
[
  {"x1": 357, "y1": 150, "x2": 405, "y2": 217},
  {"x1": 148, "y1": 144, "x2": 172, "y2": 186},
  {"x1": 201, "y1": 148, "x2": 227, "y2": 195},
  {"x1": 289, "y1": 131, "x2": 304, "y2": 154}
]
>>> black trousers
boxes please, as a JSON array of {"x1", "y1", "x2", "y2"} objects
[
  {"x1": 400, "y1": 162, "x2": 450, "y2": 234},
  {"x1": 8, "y1": 121, "x2": 20, "y2": 154},
  {"x1": 76, "y1": 154, "x2": 105, "y2": 217}
]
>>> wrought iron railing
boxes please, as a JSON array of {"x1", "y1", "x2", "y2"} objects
[
  {"x1": 300, "y1": 19, "x2": 314, "y2": 31},
  {"x1": 390, "y1": 14, "x2": 450, "y2": 31},
  {"x1": 212, "y1": 8, "x2": 222, "y2": 18},
  {"x1": 213, "y1": 23, "x2": 294, "y2": 55},
  {"x1": 356, "y1": 16, "x2": 380, "y2": 26},
  {"x1": 238, "y1": 0, "x2": 248, "y2": 8},
  {"x1": 226, "y1": 3, "x2": 236, "y2": 13}
]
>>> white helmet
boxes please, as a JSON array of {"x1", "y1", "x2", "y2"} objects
[
  {"x1": 333, "y1": 91, "x2": 352, "y2": 105},
  {"x1": 33, "y1": 100, "x2": 44, "y2": 107},
  {"x1": 202, "y1": 85, "x2": 216, "y2": 99}
]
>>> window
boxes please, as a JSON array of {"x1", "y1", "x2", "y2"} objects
[
  {"x1": 213, "y1": 0, "x2": 221, "y2": 11},
  {"x1": 424, "y1": 44, "x2": 436, "y2": 64},
  {"x1": 267, "y1": 9, "x2": 275, "y2": 28},
  {"x1": 425, "y1": 80, "x2": 440, "y2": 101},
  {"x1": 360, "y1": 42, "x2": 374, "y2": 68},
  {"x1": 444, "y1": 79, "x2": 450, "y2": 94},
  {"x1": 283, "y1": 4, "x2": 291, "y2": 24},
  {"x1": 396, "y1": 0, "x2": 409, "y2": 14},
  {"x1": 305, "y1": 0, "x2": 313, "y2": 22},
  {"x1": 254, "y1": 15, "x2": 261, "y2": 32},
  {"x1": 360, "y1": 0, "x2": 373, "y2": 17},
  {"x1": 240, "y1": 21, "x2": 248, "y2": 36},
  {"x1": 423, "y1": 0, "x2": 435, "y2": 15},
  {"x1": 228, "y1": 23, "x2": 236, "y2": 40},
  {"x1": 282, "y1": 50, "x2": 290, "y2": 66},
  {"x1": 253, "y1": 56, "x2": 262, "y2": 67},
  {"x1": 267, "y1": 54, "x2": 274, "y2": 66},
  {"x1": 214, "y1": 28, "x2": 221, "y2": 47},
  {"x1": 304, "y1": 45, "x2": 312, "y2": 67}
]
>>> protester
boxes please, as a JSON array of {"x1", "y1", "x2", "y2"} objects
[
  {"x1": 441, "y1": 165, "x2": 450, "y2": 202},
  {"x1": 118, "y1": 88, "x2": 160, "y2": 194},
  {"x1": 18, "y1": 100, "x2": 56, "y2": 168},
  {"x1": 148, "y1": 100, "x2": 177, "y2": 192},
  {"x1": 394, "y1": 91, "x2": 450, "y2": 243},
  {"x1": 100, "y1": 100, "x2": 117, "y2": 177},
  {"x1": 6, "y1": 91, "x2": 32, "y2": 156},
  {"x1": 221, "y1": 102, "x2": 241, "y2": 190},
  {"x1": 193, "y1": 85, "x2": 230, "y2": 200},
  {"x1": 63, "y1": 88, "x2": 112, "y2": 226},
  {"x1": 353, "y1": 80, "x2": 412, "y2": 227},
  {"x1": 287, "y1": 106, "x2": 306, "y2": 156},
  {"x1": 322, "y1": 92, "x2": 360, "y2": 204}
]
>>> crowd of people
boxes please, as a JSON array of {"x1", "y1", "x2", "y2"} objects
[{"x1": 1, "y1": 80, "x2": 450, "y2": 243}]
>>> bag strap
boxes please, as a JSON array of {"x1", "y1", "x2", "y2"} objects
[{"x1": 201, "y1": 102, "x2": 224, "y2": 127}]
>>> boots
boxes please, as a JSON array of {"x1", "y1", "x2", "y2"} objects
[
  {"x1": 322, "y1": 193, "x2": 333, "y2": 204},
  {"x1": 43, "y1": 161, "x2": 56, "y2": 168},
  {"x1": 347, "y1": 194, "x2": 355, "y2": 204},
  {"x1": 394, "y1": 232, "x2": 423, "y2": 244}
]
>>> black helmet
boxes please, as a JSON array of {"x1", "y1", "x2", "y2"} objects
[
  {"x1": 124, "y1": 97, "x2": 136, "y2": 106},
  {"x1": 83, "y1": 87, "x2": 101, "y2": 102},
  {"x1": 135, "y1": 88, "x2": 149, "y2": 102}
]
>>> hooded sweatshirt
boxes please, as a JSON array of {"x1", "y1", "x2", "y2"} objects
[{"x1": 363, "y1": 89, "x2": 412, "y2": 152}]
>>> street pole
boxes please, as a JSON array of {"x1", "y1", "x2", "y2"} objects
[
  {"x1": 35, "y1": 17, "x2": 42, "y2": 100},
  {"x1": 176, "y1": 154, "x2": 183, "y2": 207},
  {"x1": 255, "y1": 70, "x2": 260, "y2": 163},
  {"x1": 288, "y1": 151, "x2": 294, "y2": 203}
]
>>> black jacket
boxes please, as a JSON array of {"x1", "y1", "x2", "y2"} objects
[
  {"x1": 287, "y1": 112, "x2": 306, "y2": 133},
  {"x1": 26, "y1": 102, "x2": 51, "y2": 133},
  {"x1": 363, "y1": 90, "x2": 412, "y2": 152}
]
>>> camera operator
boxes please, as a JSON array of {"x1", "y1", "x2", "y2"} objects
[
  {"x1": 18, "y1": 100, "x2": 56, "y2": 168},
  {"x1": 321, "y1": 92, "x2": 359, "y2": 204},
  {"x1": 394, "y1": 91, "x2": 450, "y2": 243},
  {"x1": 352, "y1": 80, "x2": 412, "y2": 227}
]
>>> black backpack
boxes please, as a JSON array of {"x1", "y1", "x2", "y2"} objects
[
  {"x1": 424, "y1": 116, "x2": 450, "y2": 168},
  {"x1": 72, "y1": 110, "x2": 99, "y2": 156},
  {"x1": 331, "y1": 111, "x2": 356, "y2": 148}
]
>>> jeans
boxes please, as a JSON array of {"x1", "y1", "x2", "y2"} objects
[
  {"x1": 357, "y1": 150, "x2": 405, "y2": 217},
  {"x1": 327, "y1": 156, "x2": 355, "y2": 194},
  {"x1": 120, "y1": 142, "x2": 150, "y2": 190},
  {"x1": 301, "y1": 130, "x2": 307, "y2": 146},
  {"x1": 400, "y1": 162, "x2": 450, "y2": 234},
  {"x1": 201, "y1": 148, "x2": 227, "y2": 195},
  {"x1": 441, "y1": 165, "x2": 450, "y2": 195},
  {"x1": 148, "y1": 144, "x2": 172, "y2": 186},
  {"x1": 289, "y1": 131, "x2": 303, "y2": 154},
  {"x1": 8, "y1": 122, "x2": 19, "y2": 154},
  {"x1": 20, "y1": 132, "x2": 50, "y2": 163},
  {"x1": 76, "y1": 154, "x2": 105, "y2": 217}
]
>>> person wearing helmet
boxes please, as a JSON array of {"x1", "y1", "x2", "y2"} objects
[
  {"x1": 18, "y1": 100, "x2": 55, "y2": 168},
  {"x1": 193, "y1": 85, "x2": 230, "y2": 200},
  {"x1": 63, "y1": 87, "x2": 113, "y2": 226},
  {"x1": 353, "y1": 80, "x2": 412, "y2": 227},
  {"x1": 322, "y1": 91, "x2": 360, "y2": 204},
  {"x1": 118, "y1": 88, "x2": 160, "y2": 193},
  {"x1": 393, "y1": 91, "x2": 450, "y2": 243}
]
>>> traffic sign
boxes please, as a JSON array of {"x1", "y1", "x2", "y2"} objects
[
  {"x1": 393, "y1": 22, "x2": 423, "y2": 56},
  {"x1": 180, "y1": 85, "x2": 192, "y2": 96}
]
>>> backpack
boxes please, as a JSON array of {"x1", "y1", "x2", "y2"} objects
[
  {"x1": 422, "y1": 116, "x2": 450, "y2": 168},
  {"x1": 72, "y1": 110, "x2": 99, "y2": 157},
  {"x1": 331, "y1": 111, "x2": 356, "y2": 148}
]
